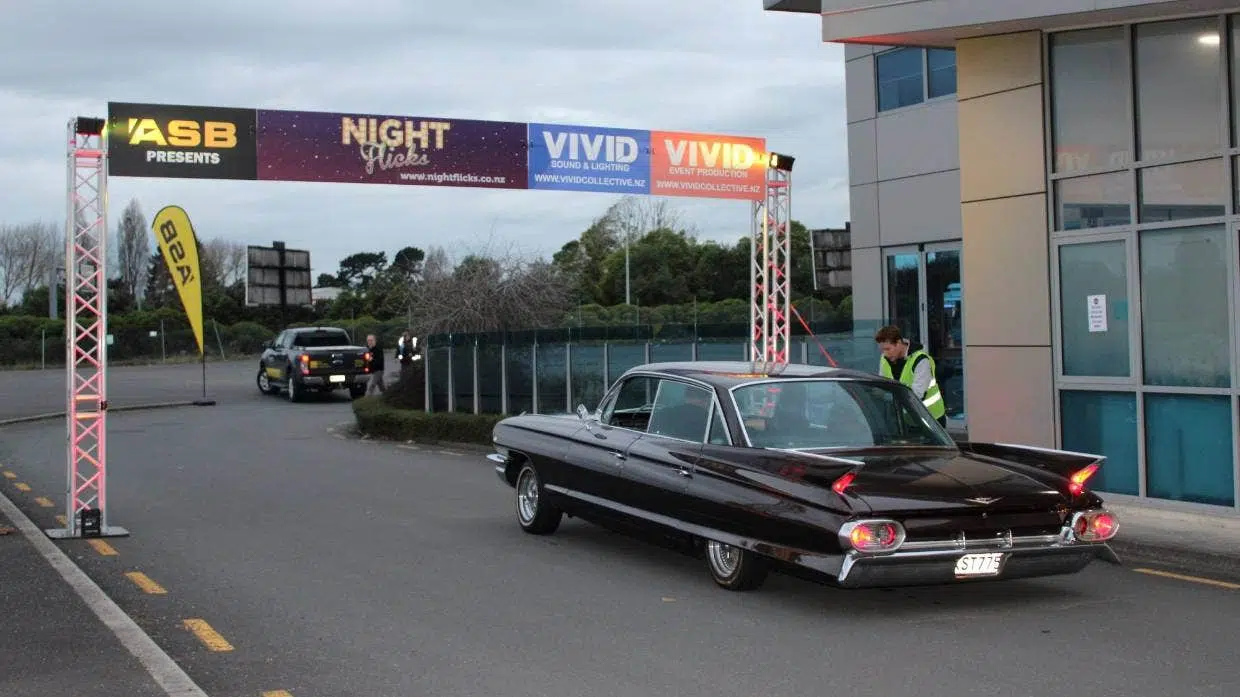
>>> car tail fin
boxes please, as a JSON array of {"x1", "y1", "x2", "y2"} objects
[{"x1": 957, "y1": 442, "x2": 1104, "y2": 495}]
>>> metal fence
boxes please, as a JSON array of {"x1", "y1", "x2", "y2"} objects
[{"x1": 422, "y1": 319, "x2": 897, "y2": 415}]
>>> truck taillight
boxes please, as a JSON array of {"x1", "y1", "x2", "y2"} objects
[
  {"x1": 298, "y1": 354, "x2": 310, "y2": 374},
  {"x1": 839, "y1": 519, "x2": 905, "y2": 553}
]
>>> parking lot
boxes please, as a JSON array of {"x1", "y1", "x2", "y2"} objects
[{"x1": 2, "y1": 362, "x2": 1239, "y2": 697}]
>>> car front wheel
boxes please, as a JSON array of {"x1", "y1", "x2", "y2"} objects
[
  {"x1": 256, "y1": 368, "x2": 278, "y2": 395},
  {"x1": 515, "y1": 463, "x2": 561, "y2": 535},
  {"x1": 705, "y1": 539, "x2": 768, "y2": 591}
]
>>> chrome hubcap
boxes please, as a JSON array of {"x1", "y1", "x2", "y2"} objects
[
  {"x1": 517, "y1": 469, "x2": 539, "y2": 524},
  {"x1": 258, "y1": 373, "x2": 269, "y2": 390},
  {"x1": 707, "y1": 540, "x2": 739, "y2": 576}
]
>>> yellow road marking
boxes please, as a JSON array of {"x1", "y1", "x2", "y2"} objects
[
  {"x1": 35, "y1": 496, "x2": 54, "y2": 507},
  {"x1": 56, "y1": 515, "x2": 67, "y2": 526},
  {"x1": 262, "y1": 691, "x2": 294, "y2": 697},
  {"x1": 125, "y1": 571, "x2": 168, "y2": 595},
  {"x1": 183, "y1": 619, "x2": 234, "y2": 652},
  {"x1": 88, "y1": 539, "x2": 118, "y2": 556},
  {"x1": 14, "y1": 482, "x2": 30, "y2": 492},
  {"x1": 2, "y1": 471, "x2": 15, "y2": 479},
  {"x1": 1133, "y1": 567, "x2": 1240, "y2": 590}
]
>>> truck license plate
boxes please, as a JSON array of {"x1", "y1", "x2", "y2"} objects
[
  {"x1": 329, "y1": 374, "x2": 346, "y2": 383},
  {"x1": 954, "y1": 552, "x2": 1003, "y2": 578}
]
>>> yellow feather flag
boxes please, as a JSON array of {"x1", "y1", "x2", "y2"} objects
[{"x1": 150, "y1": 205, "x2": 204, "y2": 355}]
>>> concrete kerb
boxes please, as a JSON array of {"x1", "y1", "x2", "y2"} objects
[
  {"x1": 0, "y1": 400, "x2": 201, "y2": 428},
  {"x1": 1102, "y1": 500, "x2": 1240, "y2": 581}
]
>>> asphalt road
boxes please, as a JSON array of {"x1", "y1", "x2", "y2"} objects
[
  {"x1": 0, "y1": 360, "x2": 257, "y2": 421},
  {"x1": 2, "y1": 363, "x2": 1240, "y2": 696}
]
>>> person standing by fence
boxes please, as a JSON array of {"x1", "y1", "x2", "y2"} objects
[{"x1": 365, "y1": 334, "x2": 386, "y2": 395}]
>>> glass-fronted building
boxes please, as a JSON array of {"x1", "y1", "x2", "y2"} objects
[{"x1": 765, "y1": 0, "x2": 1240, "y2": 511}]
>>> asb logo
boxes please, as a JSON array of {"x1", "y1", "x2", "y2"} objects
[
  {"x1": 107, "y1": 102, "x2": 258, "y2": 181},
  {"x1": 126, "y1": 118, "x2": 238, "y2": 149}
]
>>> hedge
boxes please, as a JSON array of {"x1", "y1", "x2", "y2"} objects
[{"x1": 351, "y1": 395, "x2": 505, "y2": 445}]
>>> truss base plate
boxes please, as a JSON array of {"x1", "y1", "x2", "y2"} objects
[{"x1": 44, "y1": 525, "x2": 130, "y2": 540}]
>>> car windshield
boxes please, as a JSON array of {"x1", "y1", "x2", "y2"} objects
[
  {"x1": 730, "y1": 378, "x2": 955, "y2": 450},
  {"x1": 295, "y1": 330, "x2": 351, "y2": 347}
]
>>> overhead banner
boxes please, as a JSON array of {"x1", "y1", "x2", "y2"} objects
[
  {"x1": 107, "y1": 102, "x2": 258, "y2": 180},
  {"x1": 255, "y1": 109, "x2": 529, "y2": 189},
  {"x1": 527, "y1": 123, "x2": 651, "y2": 195},
  {"x1": 150, "y1": 205, "x2": 206, "y2": 355},
  {"x1": 106, "y1": 102, "x2": 769, "y2": 200},
  {"x1": 649, "y1": 130, "x2": 767, "y2": 201}
]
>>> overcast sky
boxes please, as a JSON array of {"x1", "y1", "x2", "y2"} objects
[{"x1": 0, "y1": 1, "x2": 847, "y2": 278}]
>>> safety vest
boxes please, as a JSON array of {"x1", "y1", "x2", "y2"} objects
[{"x1": 880, "y1": 349, "x2": 946, "y2": 419}]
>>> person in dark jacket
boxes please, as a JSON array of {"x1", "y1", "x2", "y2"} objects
[{"x1": 365, "y1": 334, "x2": 386, "y2": 395}]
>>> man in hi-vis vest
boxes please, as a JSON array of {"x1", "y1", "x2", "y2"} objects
[{"x1": 874, "y1": 325, "x2": 947, "y2": 427}]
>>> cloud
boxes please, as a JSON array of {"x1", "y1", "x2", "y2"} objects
[{"x1": 0, "y1": 0, "x2": 847, "y2": 278}]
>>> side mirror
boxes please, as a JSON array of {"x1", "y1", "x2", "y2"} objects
[{"x1": 576, "y1": 404, "x2": 591, "y2": 421}]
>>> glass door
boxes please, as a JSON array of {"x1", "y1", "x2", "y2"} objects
[
  {"x1": 883, "y1": 244, "x2": 965, "y2": 426},
  {"x1": 925, "y1": 245, "x2": 964, "y2": 424},
  {"x1": 884, "y1": 247, "x2": 922, "y2": 341}
]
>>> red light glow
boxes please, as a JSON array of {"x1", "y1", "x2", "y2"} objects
[
  {"x1": 832, "y1": 471, "x2": 856, "y2": 495},
  {"x1": 849, "y1": 522, "x2": 899, "y2": 551},
  {"x1": 1068, "y1": 463, "x2": 1100, "y2": 496}
]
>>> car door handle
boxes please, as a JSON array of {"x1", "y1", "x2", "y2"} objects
[
  {"x1": 677, "y1": 468, "x2": 692, "y2": 478},
  {"x1": 613, "y1": 451, "x2": 626, "y2": 460}
]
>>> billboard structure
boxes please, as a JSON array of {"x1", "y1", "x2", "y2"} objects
[
  {"x1": 244, "y1": 242, "x2": 313, "y2": 310},
  {"x1": 49, "y1": 102, "x2": 793, "y2": 540}
]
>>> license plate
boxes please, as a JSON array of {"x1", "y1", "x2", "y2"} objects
[
  {"x1": 954, "y1": 552, "x2": 1003, "y2": 578},
  {"x1": 329, "y1": 374, "x2": 346, "y2": 383}
]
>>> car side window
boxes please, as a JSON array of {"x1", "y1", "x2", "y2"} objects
[
  {"x1": 647, "y1": 379, "x2": 713, "y2": 442},
  {"x1": 601, "y1": 376, "x2": 656, "y2": 431},
  {"x1": 707, "y1": 406, "x2": 731, "y2": 445}
]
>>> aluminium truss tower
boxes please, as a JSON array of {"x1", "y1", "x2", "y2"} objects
[
  {"x1": 749, "y1": 164, "x2": 792, "y2": 368},
  {"x1": 47, "y1": 117, "x2": 128, "y2": 540}
]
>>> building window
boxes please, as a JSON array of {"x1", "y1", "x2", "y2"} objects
[
  {"x1": 1048, "y1": 14, "x2": 1239, "y2": 509},
  {"x1": 876, "y1": 47, "x2": 956, "y2": 112},
  {"x1": 927, "y1": 48, "x2": 957, "y2": 98},
  {"x1": 1049, "y1": 27, "x2": 1129, "y2": 174}
]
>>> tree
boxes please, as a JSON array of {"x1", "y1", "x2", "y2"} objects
[
  {"x1": 116, "y1": 198, "x2": 149, "y2": 307},
  {"x1": 0, "y1": 222, "x2": 60, "y2": 307},
  {"x1": 412, "y1": 242, "x2": 573, "y2": 335},
  {"x1": 335, "y1": 252, "x2": 388, "y2": 291},
  {"x1": 200, "y1": 237, "x2": 247, "y2": 287}
]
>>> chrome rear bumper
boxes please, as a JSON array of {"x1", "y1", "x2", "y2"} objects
[{"x1": 836, "y1": 520, "x2": 1120, "y2": 588}]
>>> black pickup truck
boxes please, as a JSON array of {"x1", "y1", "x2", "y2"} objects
[{"x1": 256, "y1": 326, "x2": 373, "y2": 401}]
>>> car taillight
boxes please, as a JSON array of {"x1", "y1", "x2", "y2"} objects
[
  {"x1": 1071, "y1": 510, "x2": 1118, "y2": 542},
  {"x1": 298, "y1": 354, "x2": 310, "y2": 374},
  {"x1": 839, "y1": 519, "x2": 905, "y2": 553},
  {"x1": 831, "y1": 471, "x2": 857, "y2": 495},
  {"x1": 1068, "y1": 462, "x2": 1100, "y2": 496}
]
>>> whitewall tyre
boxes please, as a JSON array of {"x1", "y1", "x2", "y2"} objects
[
  {"x1": 515, "y1": 464, "x2": 561, "y2": 535},
  {"x1": 705, "y1": 539, "x2": 768, "y2": 591}
]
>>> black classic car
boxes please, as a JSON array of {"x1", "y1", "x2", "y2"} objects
[
  {"x1": 489, "y1": 361, "x2": 1120, "y2": 591},
  {"x1": 256, "y1": 326, "x2": 372, "y2": 401}
]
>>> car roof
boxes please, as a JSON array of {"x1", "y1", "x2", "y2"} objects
[{"x1": 620, "y1": 360, "x2": 888, "y2": 390}]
